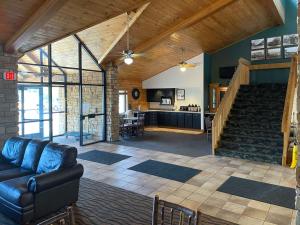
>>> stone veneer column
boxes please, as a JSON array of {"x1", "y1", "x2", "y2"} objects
[
  {"x1": 0, "y1": 45, "x2": 19, "y2": 148},
  {"x1": 105, "y1": 62, "x2": 119, "y2": 141}
]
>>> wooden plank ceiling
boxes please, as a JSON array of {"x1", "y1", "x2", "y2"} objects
[{"x1": 1, "y1": 0, "x2": 283, "y2": 81}]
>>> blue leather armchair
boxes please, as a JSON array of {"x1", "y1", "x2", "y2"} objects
[{"x1": 0, "y1": 137, "x2": 84, "y2": 224}]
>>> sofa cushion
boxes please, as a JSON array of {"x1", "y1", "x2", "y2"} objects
[
  {"x1": 0, "y1": 175, "x2": 34, "y2": 207},
  {"x1": 0, "y1": 168, "x2": 33, "y2": 182},
  {"x1": 1, "y1": 137, "x2": 30, "y2": 166},
  {"x1": 21, "y1": 140, "x2": 49, "y2": 172},
  {"x1": 36, "y1": 143, "x2": 77, "y2": 174}
]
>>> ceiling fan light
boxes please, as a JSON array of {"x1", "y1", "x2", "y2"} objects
[
  {"x1": 180, "y1": 66, "x2": 186, "y2": 72},
  {"x1": 124, "y1": 56, "x2": 133, "y2": 65}
]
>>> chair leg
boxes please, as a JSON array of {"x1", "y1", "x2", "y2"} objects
[{"x1": 67, "y1": 206, "x2": 76, "y2": 225}]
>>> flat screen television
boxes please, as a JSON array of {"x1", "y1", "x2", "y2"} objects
[{"x1": 219, "y1": 66, "x2": 236, "y2": 79}]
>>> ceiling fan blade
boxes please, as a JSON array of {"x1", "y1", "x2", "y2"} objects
[
  {"x1": 132, "y1": 53, "x2": 145, "y2": 58},
  {"x1": 184, "y1": 64, "x2": 196, "y2": 68}
]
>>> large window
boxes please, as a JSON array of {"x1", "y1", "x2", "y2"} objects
[
  {"x1": 17, "y1": 35, "x2": 106, "y2": 146},
  {"x1": 119, "y1": 90, "x2": 128, "y2": 114}
]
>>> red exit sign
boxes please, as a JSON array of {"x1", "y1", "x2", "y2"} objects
[{"x1": 3, "y1": 71, "x2": 16, "y2": 81}]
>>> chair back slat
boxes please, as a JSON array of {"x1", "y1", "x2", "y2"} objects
[
  {"x1": 179, "y1": 211, "x2": 184, "y2": 225},
  {"x1": 161, "y1": 206, "x2": 165, "y2": 225},
  {"x1": 188, "y1": 216, "x2": 192, "y2": 225},
  {"x1": 152, "y1": 195, "x2": 201, "y2": 225},
  {"x1": 170, "y1": 208, "x2": 174, "y2": 225}
]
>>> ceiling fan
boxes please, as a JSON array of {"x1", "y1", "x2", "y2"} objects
[
  {"x1": 178, "y1": 48, "x2": 199, "y2": 72},
  {"x1": 121, "y1": 13, "x2": 143, "y2": 65}
]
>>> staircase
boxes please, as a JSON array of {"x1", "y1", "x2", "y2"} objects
[{"x1": 215, "y1": 83, "x2": 287, "y2": 164}]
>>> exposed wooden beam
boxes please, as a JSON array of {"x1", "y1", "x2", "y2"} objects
[
  {"x1": 133, "y1": 0, "x2": 237, "y2": 54},
  {"x1": 5, "y1": 0, "x2": 69, "y2": 53},
  {"x1": 98, "y1": 2, "x2": 150, "y2": 63},
  {"x1": 261, "y1": 0, "x2": 285, "y2": 25}
]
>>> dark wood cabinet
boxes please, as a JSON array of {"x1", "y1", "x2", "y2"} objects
[
  {"x1": 184, "y1": 113, "x2": 193, "y2": 128},
  {"x1": 169, "y1": 113, "x2": 177, "y2": 127},
  {"x1": 192, "y1": 114, "x2": 201, "y2": 129},
  {"x1": 177, "y1": 113, "x2": 185, "y2": 128},
  {"x1": 144, "y1": 111, "x2": 201, "y2": 129}
]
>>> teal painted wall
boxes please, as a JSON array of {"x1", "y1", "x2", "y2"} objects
[
  {"x1": 209, "y1": 0, "x2": 297, "y2": 85},
  {"x1": 203, "y1": 53, "x2": 211, "y2": 109}
]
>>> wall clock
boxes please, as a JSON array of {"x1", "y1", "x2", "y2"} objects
[{"x1": 132, "y1": 88, "x2": 140, "y2": 100}]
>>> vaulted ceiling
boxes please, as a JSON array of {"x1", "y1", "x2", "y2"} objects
[{"x1": 1, "y1": 0, "x2": 284, "y2": 81}]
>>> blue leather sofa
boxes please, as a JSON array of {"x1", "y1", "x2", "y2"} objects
[{"x1": 0, "y1": 137, "x2": 84, "y2": 224}]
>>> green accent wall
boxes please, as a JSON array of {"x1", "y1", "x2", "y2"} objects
[{"x1": 209, "y1": 0, "x2": 297, "y2": 85}]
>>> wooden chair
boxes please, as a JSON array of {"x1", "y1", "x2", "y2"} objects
[
  {"x1": 152, "y1": 195, "x2": 201, "y2": 225},
  {"x1": 119, "y1": 116, "x2": 133, "y2": 137},
  {"x1": 204, "y1": 117, "x2": 212, "y2": 140},
  {"x1": 132, "y1": 113, "x2": 145, "y2": 136}
]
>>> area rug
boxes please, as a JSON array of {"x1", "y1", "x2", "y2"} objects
[
  {"x1": 129, "y1": 159, "x2": 201, "y2": 183},
  {"x1": 217, "y1": 176, "x2": 295, "y2": 209},
  {"x1": 0, "y1": 178, "x2": 236, "y2": 225}
]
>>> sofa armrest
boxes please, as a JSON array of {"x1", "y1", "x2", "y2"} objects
[{"x1": 27, "y1": 164, "x2": 84, "y2": 193}]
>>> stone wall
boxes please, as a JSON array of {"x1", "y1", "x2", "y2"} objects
[
  {"x1": 106, "y1": 63, "x2": 119, "y2": 141},
  {"x1": 0, "y1": 45, "x2": 18, "y2": 148}
]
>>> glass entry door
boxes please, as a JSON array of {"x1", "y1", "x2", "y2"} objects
[
  {"x1": 80, "y1": 85, "x2": 105, "y2": 145},
  {"x1": 18, "y1": 85, "x2": 50, "y2": 139}
]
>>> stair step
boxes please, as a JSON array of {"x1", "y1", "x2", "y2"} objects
[
  {"x1": 219, "y1": 140, "x2": 282, "y2": 153},
  {"x1": 226, "y1": 120, "x2": 281, "y2": 130},
  {"x1": 233, "y1": 103, "x2": 284, "y2": 110},
  {"x1": 228, "y1": 114, "x2": 282, "y2": 123},
  {"x1": 216, "y1": 148, "x2": 282, "y2": 164},
  {"x1": 221, "y1": 134, "x2": 283, "y2": 147},
  {"x1": 223, "y1": 127, "x2": 282, "y2": 139},
  {"x1": 230, "y1": 108, "x2": 283, "y2": 117}
]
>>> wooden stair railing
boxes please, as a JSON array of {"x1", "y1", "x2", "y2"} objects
[
  {"x1": 281, "y1": 55, "x2": 298, "y2": 166},
  {"x1": 212, "y1": 58, "x2": 250, "y2": 153}
]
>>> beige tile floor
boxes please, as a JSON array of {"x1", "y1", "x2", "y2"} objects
[{"x1": 74, "y1": 142, "x2": 296, "y2": 225}]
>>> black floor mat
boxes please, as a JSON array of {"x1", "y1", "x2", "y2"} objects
[
  {"x1": 217, "y1": 176, "x2": 295, "y2": 209},
  {"x1": 78, "y1": 150, "x2": 131, "y2": 165},
  {"x1": 129, "y1": 160, "x2": 201, "y2": 183}
]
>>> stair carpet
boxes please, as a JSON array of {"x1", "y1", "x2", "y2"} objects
[{"x1": 216, "y1": 83, "x2": 287, "y2": 164}]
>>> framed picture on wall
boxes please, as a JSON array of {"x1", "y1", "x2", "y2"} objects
[
  {"x1": 177, "y1": 89, "x2": 185, "y2": 100},
  {"x1": 251, "y1": 38, "x2": 265, "y2": 50},
  {"x1": 251, "y1": 49, "x2": 265, "y2": 61},
  {"x1": 267, "y1": 36, "x2": 282, "y2": 48},
  {"x1": 283, "y1": 34, "x2": 299, "y2": 46},
  {"x1": 266, "y1": 48, "x2": 281, "y2": 59},
  {"x1": 284, "y1": 46, "x2": 298, "y2": 58}
]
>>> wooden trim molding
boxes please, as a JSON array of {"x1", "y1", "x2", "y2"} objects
[
  {"x1": 249, "y1": 62, "x2": 291, "y2": 70},
  {"x1": 5, "y1": 0, "x2": 69, "y2": 53}
]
